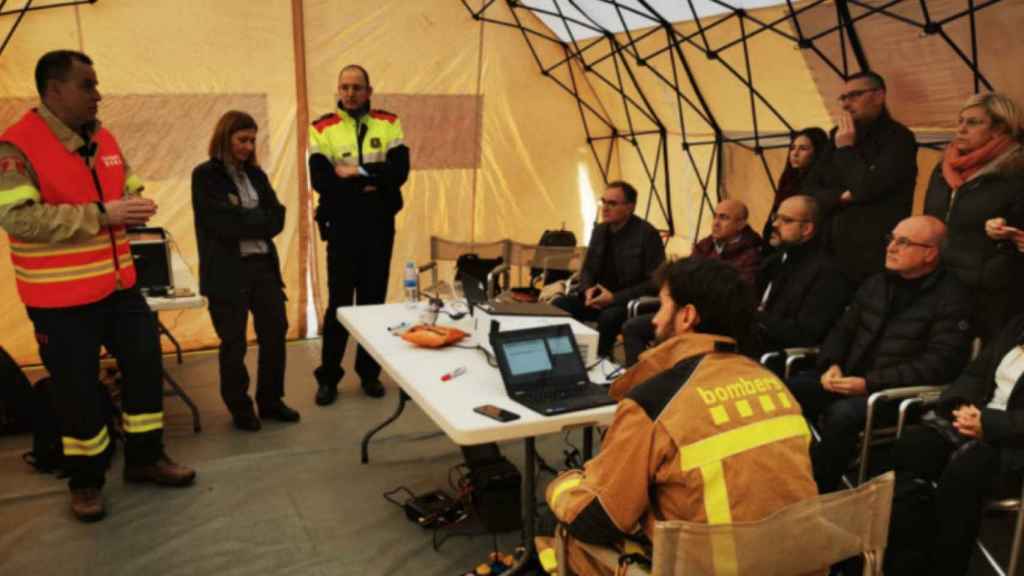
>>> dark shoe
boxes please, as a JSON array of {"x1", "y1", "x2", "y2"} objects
[
  {"x1": 315, "y1": 383, "x2": 338, "y2": 406},
  {"x1": 259, "y1": 402, "x2": 300, "y2": 423},
  {"x1": 361, "y1": 378, "x2": 386, "y2": 398},
  {"x1": 232, "y1": 411, "x2": 262, "y2": 431},
  {"x1": 70, "y1": 488, "x2": 105, "y2": 522},
  {"x1": 124, "y1": 453, "x2": 197, "y2": 487}
]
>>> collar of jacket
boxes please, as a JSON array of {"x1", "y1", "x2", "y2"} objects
[
  {"x1": 609, "y1": 333, "x2": 737, "y2": 401},
  {"x1": 36, "y1": 102, "x2": 99, "y2": 153},
  {"x1": 857, "y1": 109, "x2": 896, "y2": 144},
  {"x1": 719, "y1": 225, "x2": 761, "y2": 256},
  {"x1": 334, "y1": 102, "x2": 371, "y2": 124}
]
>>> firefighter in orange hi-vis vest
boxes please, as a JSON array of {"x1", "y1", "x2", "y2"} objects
[{"x1": 0, "y1": 50, "x2": 196, "y2": 522}]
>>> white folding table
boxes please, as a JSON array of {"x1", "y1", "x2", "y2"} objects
[{"x1": 338, "y1": 302, "x2": 618, "y2": 573}]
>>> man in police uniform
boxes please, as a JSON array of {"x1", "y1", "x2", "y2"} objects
[
  {"x1": 541, "y1": 258, "x2": 817, "y2": 575},
  {"x1": 0, "y1": 50, "x2": 195, "y2": 522},
  {"x1": 309, "y1": 64, "x2": 410, "y2": 406}
]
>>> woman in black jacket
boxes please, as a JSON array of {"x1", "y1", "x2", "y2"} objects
[
  {"x1": 923, "y1": 93, "x2": 1024, "y2": 342},
  {"x1": 760, "y1": 127, "x2": 829, "y2": 246},
  {"x1": 887, "y1": 314, "x2": 1024, "y2": 575},
  {"x1": 191, "y1": 111, "x2": 297, "y2": 431}
]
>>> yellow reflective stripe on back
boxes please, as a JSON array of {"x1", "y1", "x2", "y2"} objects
[
  {"x1": 679, "y1": 414, "x2": 810, "y2": 471},
  {"x1": 701, "y1": 461, "x2": 739, "y2": 575},
  {"x1": 539, "y1": 548, "x2": 558, "y2": 574},
  {"x1": 549, "y1": 477, "x2": 582, "y2": 505},
  {"x1": 123, "y1": 411, "x2": 163, "y2": 434},
  {"x1": 0, "y1": 184, "x2": 40, "y2": 206},
  {"x1": 62, "y1": 426, "x2": 110, "y2": 457}
]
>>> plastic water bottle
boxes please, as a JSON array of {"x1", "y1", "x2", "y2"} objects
[{"x1": 403, "y1": 260, "x2": 419, "y2": 307}]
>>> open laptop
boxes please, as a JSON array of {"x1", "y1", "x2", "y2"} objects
[
  {"x1": 490, "y1": 324, "x2": 616, "y2": 416},
  {"x1": 463, "y1": 275, "x2": 569, "y2": 317}
]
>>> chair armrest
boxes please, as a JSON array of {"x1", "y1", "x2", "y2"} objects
[
  {"x1": 487, "y1": 263, "x2": 511, "y2": 300},
  {"x1": 859, "y1": 385, "x2": 945, "y2": 483},
  {"x1": 417, "y1": 261, "x2": 438, "y2": 297},
  {"x1": 783, "y1": 347, "x2": 820, "y2": 380},
  {"x1": 627, "y1": 296, "x2": 660, "y2": 319}
]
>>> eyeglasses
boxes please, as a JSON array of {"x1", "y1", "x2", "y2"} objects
[
  {"x1": 885, "y1": 233, "x2": 935, "y2": 250},
  {"x1": 599, "y1": 198, "x2": 630, "y2": 208},
  {"x1": 838, "y1": 87, "x2": 879, "y2": 103},
  {"x1": 770, "y1": 213, "x2": 809, "y2": 225}
]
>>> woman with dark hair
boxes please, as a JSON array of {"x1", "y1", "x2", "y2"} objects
[
  {"x1": 761, "y1": 128, "x2": 829, "y2": 243},
  {"x1": 923, "y1": 92, "x2": 1024, "y2": 342},
  {"x1": 886, "y1": 313, "x2": 1024, "y2": 575},
  {"x1": 191, "y1": 111, "x2": 297, "y2": 431}
]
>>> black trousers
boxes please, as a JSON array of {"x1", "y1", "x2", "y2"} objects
[
  {"x1": 207, "y1": 256, "x2": 288, "y2": 416},
  {"x1": 551, "y1": 294, "x2": 628, "y2": 357},
  {"x1": 27, "y1": 289, "x2": 164, "y2": 490},
  {"x1": 886, "y1": 426, "x2": 1014, "y2": 576},
  {"x1": 622, "y1": 313, "x2": 655, "y2": 366},
  {"x1": 785, "y1": 370, "x2": 898, "y2": 493},
  {"x1": 317, "y1": 226, "x2": 395, "y2": 387}
]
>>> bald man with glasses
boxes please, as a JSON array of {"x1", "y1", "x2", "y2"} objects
[
  {"x1": 785, "y1": 215, "x2": 974, "y2": 493},
  {"x1": 804, "y1": 71, "x2": 918, "y2": 285}
]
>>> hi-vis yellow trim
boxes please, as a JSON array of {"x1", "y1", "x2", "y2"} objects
[
  {"x1": 679, "y1": 414, "x2": 810, "y2": 471},
  {"x1": 777, "y1": 392, "x2": 792, "y2": 409},
  {"x1": 0, "y1": 184, "x2": 40, "y2": 206},
  {"x1": 62, "y1": 426, "x2": 110, "y2": 457},
  {"x1": 710, "y1": 405, "x2": 730, "y2": 426},
  {"x1": 10, "y1": 234, "x2": 110, "y2": 256},
  {"x1": 14, "y1": 259, "x2": 116, "y2": 283},
  {"x1": 701, "y1": 460, "x2": 739, "y2": 575},
  {"x1": 124, "y1": 174, "x2": 145, "y2": 194},
  {"x1": 539, "y1": 548, "x2": 558, "y2": 574},
  {"x1": 550, "y1": 477, "x2": 582, "y2": 504},
  {"x1": 735, "y1": 399, "x2": 753, "y2": 418},
  {"x1": 759, "y1": 394, "x2": 777, "y2": 413},
  {"x1": 123, "y1": 411, "x2": 163, "y2": 434}
]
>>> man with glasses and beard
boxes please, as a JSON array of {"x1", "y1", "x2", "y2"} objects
[
  {"x1": 552, "y1": 180, "x2": 664, "y2": 360},
  {"x1": 805, "y1": 71, "x2": 918, "y2": 285}
]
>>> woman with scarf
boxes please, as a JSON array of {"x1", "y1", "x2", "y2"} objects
[
  {"x1": 924, "y1": 93, "x2": 1024, "y2": 342},
  {"x1": 760, "y1": 127, "x2": 829, "y2": 245}
]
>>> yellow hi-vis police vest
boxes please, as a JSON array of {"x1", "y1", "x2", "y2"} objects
[{"x1": 308, "y1": 108, "x2": 404, "y2": 167}]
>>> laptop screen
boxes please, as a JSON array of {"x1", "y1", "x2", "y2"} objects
[{"x1": 491, "y1": 325, "x2": 589, "y2": 394}]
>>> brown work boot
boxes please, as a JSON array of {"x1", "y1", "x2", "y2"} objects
[
  {"x1": 70, "y1": 487, "x2": 105, "y2": 522},
  {"x1": 124, "y1": 453, "x2": 196, "y2": 487}
]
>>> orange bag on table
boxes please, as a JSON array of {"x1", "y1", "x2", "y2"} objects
[{"x1": 400, "y1": 325, "x2": 468, "y2": 349}]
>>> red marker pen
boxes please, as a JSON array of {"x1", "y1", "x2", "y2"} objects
[{"x1": 441, "y1": 366, "x2": 467, "y2": 381}]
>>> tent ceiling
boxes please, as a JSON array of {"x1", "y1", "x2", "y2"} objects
[{"x1": 520, "y1": 0, "x2": 787, "y2": 41}]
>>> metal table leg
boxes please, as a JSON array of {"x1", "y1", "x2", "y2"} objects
[
  {"x1": 157, "y1": 319, "x2": 183, "y2": 365},
  {"x1": 163, "y1": 369, "x2": 200, "y2": 433},
  {"x1": 506, "y1": 436, "x2": 538, "y2": 575},
  {"x1": 360, "y1": 390, "x2": 409, "y2": 464}
]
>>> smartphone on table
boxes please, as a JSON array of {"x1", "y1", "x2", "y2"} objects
[{"x1": 473, "y1": 404, "x2": 520, "y2": 422}]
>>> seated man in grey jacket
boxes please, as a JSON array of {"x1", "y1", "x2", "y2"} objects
[{"x1": 552, "y1": 181, "x2": 665, "y2": 358}]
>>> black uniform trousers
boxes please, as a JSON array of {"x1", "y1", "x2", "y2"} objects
[
  {"x1": 316, "y1": 223, "x2": 395, "y2": 387},
  {"x1": 886, "y1": 425, "x2": 1017, "y2": 576},
  {"x1": 207, "y1": 255, "x2": 288, "y2": 416},
  {"x1": 27, "y1": 289, "x2": 164, "y2": 490},
  {"x1": 786, "y1": 370, "x2": 899, "y2": 493}
]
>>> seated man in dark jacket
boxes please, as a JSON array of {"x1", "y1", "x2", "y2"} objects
[
  {"x1": 749, "y1": 195, "x2": 852, "y2": 357},
  {"x1": 786, "y1": 215, "x2": 974, "y2": 493},
  {"x1": 621, "y1": 198, "x2": 761, "y2": 366},
  {"x1": 552, "y1": 180, "x2": 665, "y2": 358}
]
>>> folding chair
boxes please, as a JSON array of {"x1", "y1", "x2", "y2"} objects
[
  {"x1": 554, "y1": 472, "x2": 895, "y2": 576},
  {"x1": 417, "y1": 236, "x2": 511, "y2": 298}
]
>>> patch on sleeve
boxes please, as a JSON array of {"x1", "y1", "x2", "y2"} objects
[{"x1": 0, "y1": 157, "x2": 27, "y2": 176}]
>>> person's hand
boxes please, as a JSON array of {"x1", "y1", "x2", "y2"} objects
[
  {"x1": 840, "y1": 190, "x2": 853, "y2": 205},
  {"x1": 830, "y1": 376, "x2": 867, "y2": 396},
  {"x1": 985, "y1": 217, "x2": 1013, "y2": 240},
  {"x1": 334, "y1": 164, "x2": 361, "y2": 178},
  {"x1": 835, "y1": 112, "x2": 857, "y2": 148},
  {"x1": 953, "y1": 404, "x2": 984, "y2": 439},
  {"x1": 1011, "y1": 227, "x2": 1024, "y2": 253},
  {"x1": 820, "y1": 364, "x2": 843, "y2": 391},
  {"x1": 104, "y1": 197, "x2": 157, "y2": 227},
  {"x1": 585, "y1": 285, "x2": 614, "y2": 309}
]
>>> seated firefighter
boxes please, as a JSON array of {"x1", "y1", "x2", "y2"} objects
[
  {"x1": 749, "y1": 195, "x2": 852, "y2": 358},
  {"x1": 620, "y1": 198, "x2": 761, "y2": 366},
  {"x1": 786, "y1": 215, "x2": 974, "y2": 493},
  {"x1": 552, "y1": 180, "x2": 665, "y2": 359},
  {"x1": 540, "y1": 258, "x2": 818, "y2": 576}
]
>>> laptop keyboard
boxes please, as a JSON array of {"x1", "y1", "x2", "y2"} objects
[{"x1": 520, "y1": 383, "x2": 606, "y2": 403}]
